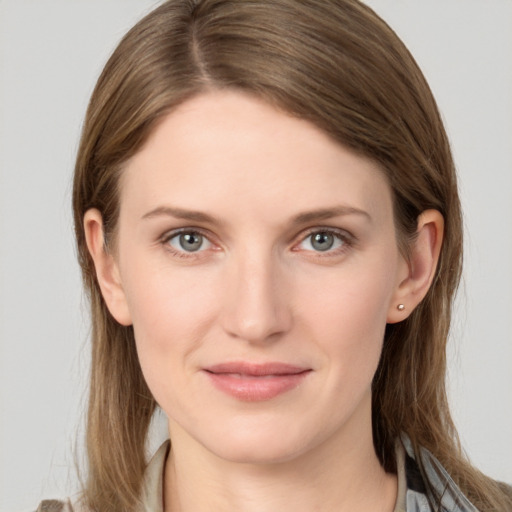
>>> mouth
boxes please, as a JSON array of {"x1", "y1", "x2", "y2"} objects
[{"x1": 203, "y1": 362, "x2": 312, "y2": 401}]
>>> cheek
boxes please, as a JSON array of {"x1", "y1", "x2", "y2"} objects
[
  {"x1": 119, "y1": 257, "x2": 220, "y2": 379},
  {"x1": 299, "y1": 260, "x2": 395, "y2": 335},
  {"x1": 124, "y1": 270, "x2": 223, "y2": 414},
  {"x1": 296, "y1": 256, "x2": 397, "y2": 372},
  {"x1": 123, "y1": 252, "x2": 216, "y2": 329}
]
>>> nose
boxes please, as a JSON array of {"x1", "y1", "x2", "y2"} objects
[{"x1": 220, "y1": 252, "x2": 292, "y2": 344}]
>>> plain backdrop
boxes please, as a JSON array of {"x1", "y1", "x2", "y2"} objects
[{"x1": 1, "y1": 1, "x2": 511, "y2": 511}]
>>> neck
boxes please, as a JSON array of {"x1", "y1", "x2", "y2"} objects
[{"x1": 163, "y1": 410, "x2": 397, "y2": 512}]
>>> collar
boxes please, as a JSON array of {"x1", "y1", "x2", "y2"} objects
[
  {"x1": 400, "y1": 435, "x2": 479, "y2": 512},
  {"x1": 137, "y1": 437, "x2": 478, "y2": 512},
  {"x1": 138, "y1": 440, "x2": 170, "y2": 512}
]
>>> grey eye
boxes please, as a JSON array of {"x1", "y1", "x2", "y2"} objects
[
  {"x1": 169, "y1": 231, "x2": 210, "y2": 252},
  {"x1": 297, "y1": 230, "x2": 345, "y2": 253},
  {"x1": 310, "y1": 232, "x2": 335, "y2": 251},
  {"x1": 180, "y1": 232, "x2": 202, "y2": 251}
]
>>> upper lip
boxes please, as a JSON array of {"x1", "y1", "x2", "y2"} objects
[{"x1": 204, "y1": 362, "x2": 310, "y2": 376}]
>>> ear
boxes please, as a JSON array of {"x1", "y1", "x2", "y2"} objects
[
  {"x1": 83, "y1": 209, "x2": 132, "y2": 326},
  {"x1": 387, "y1": 209, "x2": 444, "y2": 323}
]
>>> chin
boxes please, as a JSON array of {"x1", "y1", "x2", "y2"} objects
[
  {"x1": 195, "y1": 416, "x2": 322, "y2": 465},
  {"x1": 208, "y1": 438, "x2": 308, "y2": 465}
]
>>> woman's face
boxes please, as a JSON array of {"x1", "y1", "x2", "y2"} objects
[{"x1": 105, "y1": 90, "x2": 410, "y2": 463}]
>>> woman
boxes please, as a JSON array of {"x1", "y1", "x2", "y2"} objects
[{"x1": 36, "y1": 0, "x2": 511, "y2": 511}]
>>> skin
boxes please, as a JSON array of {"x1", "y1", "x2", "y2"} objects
[{"x1": 85, "y1": 90, "x2": 443, "y2": 512}]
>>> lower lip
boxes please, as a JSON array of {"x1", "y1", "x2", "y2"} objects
[{"x1": 205, "y1": 371, "x2": 310, "y2": 401}]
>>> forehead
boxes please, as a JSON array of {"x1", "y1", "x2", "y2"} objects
[{"x1": 119, "y1": 90, "x2": 393, "y2": 227}]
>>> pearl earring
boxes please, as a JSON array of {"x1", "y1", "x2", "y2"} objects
[{"x1": 397, "y1": 304, "x2": 405, "y2": 311}]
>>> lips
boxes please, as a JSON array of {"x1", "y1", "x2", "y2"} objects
[{"x1": 203, "y1": 362, "x2": 311, "y2": 401}]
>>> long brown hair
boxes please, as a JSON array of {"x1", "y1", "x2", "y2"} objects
[{"x1": 73, "y1": 1, "x2": 511, "y2": 510}]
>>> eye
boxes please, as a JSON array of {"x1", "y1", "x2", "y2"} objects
[
  {"x1": 166, "y1": 231, "x2": 212, "y2": 253},
  {"x1": 297, "y1": 230, "x2": 348, "y2": 253}
]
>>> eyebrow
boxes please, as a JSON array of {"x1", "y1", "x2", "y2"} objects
[
  {"x1": 290, "y1": 206, "x2": 371, "y2": 225},
  {"x1": 141, "y1": 205, "x2": 371, "y2": 225},
  {"x1": 142, "y1": 206, "x2": 217, "y2": 223}
]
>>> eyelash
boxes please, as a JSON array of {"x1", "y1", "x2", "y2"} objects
[
  {"x1": 293, "y1": 228, "x2": 354, "y2": 257},
  {"x1": 160, "y1": 227, "x2": 354, "y2": 259},
  {"x1": 160, "y1": 228, "x2": 215, "y2": 259}
]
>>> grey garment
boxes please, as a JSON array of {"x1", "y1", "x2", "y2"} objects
[
  {"x1": 35, "y1": 500, "x2": 74, "y2": 512},
  {"x1": 36, "y1": 437, "x2": 481, "y2": 512},
  {"x1": 401, "y1": 435, "x2": 479, "y2": 512},
  {"x1": 137, "y1": 440, "x2": 169, "y2": 512}
]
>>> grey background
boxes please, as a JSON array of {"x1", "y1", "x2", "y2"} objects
[{"x1": 1, "y1": 1, "x2": 511, "y2": 511}]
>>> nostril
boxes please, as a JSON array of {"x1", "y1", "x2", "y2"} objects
[
  {"x1": 222, "y1": 292, "x2": 292, "y2": 343},
  {"x1": 219, "y1": 257, "x2": 293, "y2": 343}
]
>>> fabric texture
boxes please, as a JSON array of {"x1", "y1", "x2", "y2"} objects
[
  {"x1": 400, "y1": 435, "x2": 479, "y2": 512},
  {"x1": 36, "y1": 437, "x2": 485, "y2": 512},
  {"x1": 36, "y1": 499, "x2": 74, "y2": 512}
]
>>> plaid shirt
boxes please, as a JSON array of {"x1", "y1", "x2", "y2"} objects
[{"x1": 400, "y1": 435, "x2": 478, "y2": 512}]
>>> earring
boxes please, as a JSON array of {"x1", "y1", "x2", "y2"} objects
[{"x1": 397, "y1": 304, "x2": 405, "y2": 311}]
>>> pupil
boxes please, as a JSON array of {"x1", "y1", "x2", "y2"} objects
[
  {"x1": 312, "y1": 232, "x2": 334, "y2": 251},
  {"x1": 180, "y1": 232, "x2": 202, "y2": 252}
]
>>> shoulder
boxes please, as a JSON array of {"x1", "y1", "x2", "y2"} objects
[
  {"x1": 399, "y1": 435, "x2": 478, "y2": 512},
  {"x1": 34, "y1": 442, "x2": 170, "y2": 512},
  {"x1": 35, "y1": 499, "x2": 76, "y2": 512},
  {"x1": 497, "y1": 480, "x2": 512, "y2": 499}
]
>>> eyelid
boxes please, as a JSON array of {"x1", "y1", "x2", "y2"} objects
[
  {"x1": 292, "y1": 226, "x2": 355, "y2": 254},
  {"x1": 158, "y1": 225, "x2": 355, "y2": 258},
  {"x1": 160, "y1": 227, "x2": 219, "y2": 257},
  {"x1": 160, "y1": 226, "x2": 211, "y2": 242}
]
